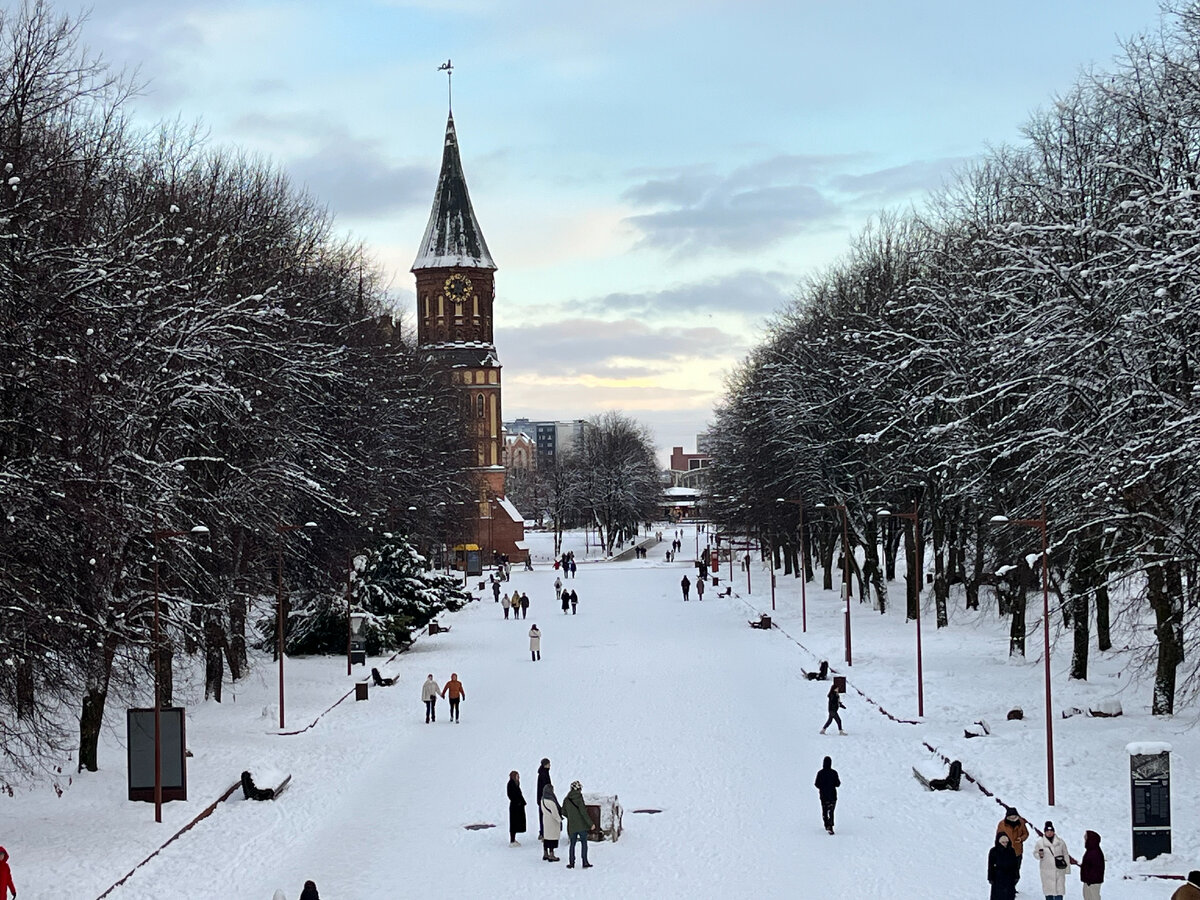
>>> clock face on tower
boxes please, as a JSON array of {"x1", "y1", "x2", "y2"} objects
[{"x1": 444, "y1": 273, "x2": 472, "y2": 310}]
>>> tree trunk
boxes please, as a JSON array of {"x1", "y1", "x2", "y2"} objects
[
  {"x1": 205, "y1": 616, "x2": 224, "y2": 702},
  {"x1": 151, "y1": 637, "x2": 174, "y2": 707},
  {"x1": 903, "y1": 520, "x2": 918, "y2": 621},
  {"x1": 932, "y1": 507, "x2": 948, "y2": 628},
  {"x1": 861, "y1": 518, "x2": 884, "y2": 613},
  {"x1": 1096, "y1": 581, "x2": 1112, "y2": 652},
  {"x1": 966, "y1": 519, "x2": 984, "y2": 610},
  {"x1": 78, "y1": 631, "x2": 119, "y2": 773},
  {"x1": 228, "y1": 592, "x2": 247, "y2": 681},
  {"x1": 1148, "y1": 548, "x2": 1184, "y2": 715},
  {"x1": 820, "y1": 529, "x2": 834, "y2": 591},
  {"x1": 15, "y1": 656, "x2": 35, "y2": 719},
  {"x1": 1007, "y1": 571, "x2": 1027, "y2": 658}
]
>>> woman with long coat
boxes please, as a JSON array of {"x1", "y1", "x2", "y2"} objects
[
  {"x1": 529, "y1": 624, "x2": 541, "y2": 661},
  {"x1": 988, "y1": 832, "x2": 1019, "y2": 900},
  {"x1": 506, "y1": 771, "x2": 526, "y2": 846},
  {"x1": 1033, "y1": 822, "x2": 1070, "y2": 899},
  {"x1": 540, "y1": 784, "x2": 563, "y2": 862}
]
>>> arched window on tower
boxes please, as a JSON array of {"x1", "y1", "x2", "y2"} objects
[{"x1": 476, "y1": 393, "x2": 485, "y2": 418}]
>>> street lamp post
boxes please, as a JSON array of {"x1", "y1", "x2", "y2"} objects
[
  {"x1": 990, "y1": 502, "x2": 1055, "y2": 807},
  {"x1": 878, "y1": 503, "x2": 923, "y2": 717},
  {"x1": 276, "y1": 521, "x2": 317, "y2": 730},
  {"x1": 816, "y1": 502, "x2": 852, "y2": 666},
  {"x1": 776, "y1": 498, "x2": 808, "y2": 631},
  {"x1": 149, "y1": 517, "x2": 209, "y2": 823}
]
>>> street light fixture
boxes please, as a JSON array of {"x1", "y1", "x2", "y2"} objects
[
  {"x1": 148, "y1": 517, "x2": 208, "y2": 823},
  {"x1": 276, "y1": 521, "x2": 318, "y2": 730},
  {"x1": 878, "y1": 504, "x2": 923, "y2": 717},
  {"x1": 776, "y1": 498, "x2": 808, "y2": 630},
  {"x1": 815, "y1": 501, "x2": 852, "y2": 666},
  {"x1": 989, "y1": 502, "x2": 1055, "y2": 806}
]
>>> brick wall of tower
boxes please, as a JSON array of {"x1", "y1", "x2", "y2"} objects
[{"x1": 414, "y1": 268, "x2": 495, "y2": 346}]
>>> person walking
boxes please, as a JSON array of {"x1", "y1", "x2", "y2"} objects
[
  {"x1": 563, "y1": 780, "x2": 594, "y2": 868},
  {"x1": 1033, "y1": 821, "x2": 1070, "y2": 900},
  {"x1": 540, "y1": 783, "x2": 563, "y2": 862},
  {"x1": 502, "y1": 592, "x2": 511, "y2": 619},
  {"x1": 421, "y1": 674, "x2": 441, "y2": 723},
  {"x1": 300, "y1": 880, "x2": 320, "y2": 900},
  {"x1": 681, "y1": 575, "x2": 691, "y2": 601},
  {"x1": 562, "y1": 591, "x2": 570, "y2": 614},
  {"x1": 988, "y1": 832, "x2": 1019, "y2": 900},
  {"x1": 1079, "y1": 830, "x2": 1104, "y2": 900},
  {"x1": 520, "y1": 592, "x2": 530, "y2": 619},
  {"x1": 0, "y1": 846, "x2": 16, "y2": 900},
  {"x1": 696, "y1": 577, "x2": 705, "y2": 601},
  {"x1": 536, "y1": 758, "x2": 551, "y2": 839},
  {"x1": 569, "y1": 557, "x2": 577, "y2": 578},
  {"x1": 529, "y1": 624, "x2": 542, "y2": 661},
  {"x1": 996, "y1": 807, "x2": 1031, "y2": 885},
  {"x1": 820, "y1": 684, "x2": 846, "y2": 734},
  {"x1": 507, "y1": 771, "x2": 527, "y2": 846},
  {"x1": 570, "y1": 589, "x2": 578, "y2": 614},
  {"x1": 554, "y1": 576, "x2": 563, "y2": 601},
  {"x1": 1171, "y1": 871, "x2": 1200, "y2": 900},
  {"x1": 814, "y1": 755, "x2": 841, "y2": 834},
  {"x1": 441, "y1": 673, "x2": 465, "y2": 722},
  {"x1": 492, "y1": 578, "x2": 501, "y2": 602}
]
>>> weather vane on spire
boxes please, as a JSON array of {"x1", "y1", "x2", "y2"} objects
[{"x1": 438, "y1": 59, "x2": 453, "y2": 112}]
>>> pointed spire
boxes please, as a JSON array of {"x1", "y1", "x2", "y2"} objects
[{"x1": 412, "y1": 114, "x2": 496, "y2": 271}]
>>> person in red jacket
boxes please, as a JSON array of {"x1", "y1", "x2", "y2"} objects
[
  {"x1": 0, "y1": 845, "x2": 15, "y2": 899},
  {"x1": 1079, "y1": 830, "x2": 1104, "y2": 900}
]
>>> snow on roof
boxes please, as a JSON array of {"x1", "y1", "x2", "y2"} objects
[
  {"x1": 412, "y1": 114, "x2": 496, "y2": 272},
  {"x1": 497, "y1": 496, "x2": 524, "y2": 523},
  {"x1": 1126, "y1": 741, "x2": 1173, "y2": 755},
  {"x1": 664, "y1": 486, "x2": 700, "y2": 497}
]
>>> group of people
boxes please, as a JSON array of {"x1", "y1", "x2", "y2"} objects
[
  {"x1": 556, "y1": 552, "x2": 578, "y2": 577},
  {"x1": 988, "y1": 807, "x2": 1108, "y2": 900},
  {"x1": 679, "y1": 574, "x2": 707, "y2": 601},
  {"x1": 419, "y1": 673, "x2": 466, "y2": 723},
  {"x1": 506, "y1": 760, "x2": 595, "y2": 869},
  {"x1": 501, "y1": 591, "x2": 530, "y2": 619}
]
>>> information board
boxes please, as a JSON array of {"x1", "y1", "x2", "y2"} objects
[{"x1": 1130, "y1": 750, "x2": 1171, "y2": 860}]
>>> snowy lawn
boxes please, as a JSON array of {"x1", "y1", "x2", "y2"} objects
[{"x1": 5, "y1": 526, "x2": 1196, "y2": 898}]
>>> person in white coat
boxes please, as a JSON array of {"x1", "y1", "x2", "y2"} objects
[
  {"x1": 540, "y1": 783, "x2": 563, "y2": 861},
  {"x1": 421, "y1": 674, "x2": 441, "y2": 723},
  {"x1": 501, "y1": 592, "x2": 511, "y2": 619},
  {"x1": 1033, "y1": 821, "x2": 1070, "y2": 900},
  {"x1": 529, "y1": 624, "x2": 542, "y2": 661}
]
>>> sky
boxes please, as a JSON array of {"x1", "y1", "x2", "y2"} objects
[{"x1": 71, "y1": 0, "x2": 1167, "y2": 461}]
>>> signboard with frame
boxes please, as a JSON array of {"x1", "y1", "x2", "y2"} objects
[{"x1": 127, "y1": 707, "x2": 188, "y2": 803}]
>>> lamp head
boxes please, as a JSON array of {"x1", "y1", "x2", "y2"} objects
[{"x1": 989, "y1": 515, "x2": 1010, "y2": 524}]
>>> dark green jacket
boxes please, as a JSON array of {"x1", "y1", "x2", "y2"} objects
[{"x1": 563, "y1": 788, "x2": 591, "y2": 834}]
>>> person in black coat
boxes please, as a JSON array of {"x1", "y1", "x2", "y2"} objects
[
  {"x1": 813, "y1": 755, "x2": 841, "y2": 834},
  {"x1": 299, "y1": 881, "x2": 320, "y2": 900},
  {"x1": 536, "y1": 758, "x2": 551, "y2": 838},
  {"x1": 507, "y1": 770, "x2": 527, "y2": 846},
  {"x1": 988, "y1": 832, "x2": 1019, "y2": 900},
  {"x1": 820, "y1": 684, "x2": 845, "y2": 734}
]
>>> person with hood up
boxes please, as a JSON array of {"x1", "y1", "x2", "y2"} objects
[
  {"x1": 1171, "y1": 871, "x2": 1200, "y2": 900},
  {"x1": 506, "y1": 770, "x2": 527, "y2": 846},
  {"x1": 696, "y1": 576, "x2": 705, "y2": 601},
  {"x1": 299, "y1": 881, "x2": 320, "y2": 900},
  {"x1": 540, "y1": 783, "x2": 563, "y2": 861},
  {"x1": 421, "y1": 674, "x2": 441, "y2": 723},
  {"x1": 536, "y1": 758, "x2": 552, "y2": 838},
  {"x1": 820, "y1": 684, "x2": 846, "y2": 735},
  {"x1": 681, "y1": 575, "x2": 691, "y2": 601},
  {"x1": 996, "y1": 806, "x2": 1031, "y2": 883},
  {"x1": 1033, "y1": 820, "x2": 1070, "y2": 900},
  {"x1": 519, "y1": 592, "x2": 530, "y2": 619},
  {"x1": 988, "y1": 832, "x2": 1019, "y2": 900},
  {"x1": 441, "y1": 673, "x2": 465, "y2": 722},
  {"x1": 813, "y1": 755, "x2": 841, "y2": 834},
  {"x1": 563, "y1": 780, "x2": 594, "y2": 868},
  {"x1": 0, "y1": 847, "x2": 14, "y2": 899},
  {"x1": 562, "y1": 591, "x2": 570, "y2": 614},
  {"x1": 570, "y1": 590, "x2": 578, "y2": 614},
  {"x1": 554, "y1": 576, "x2": 563, "y2": 600},
  {"x1": 1079, "y1": 830, "x2": 1104, "y2": 900},
  {"x1": 529, "y1": 624, "x2": 542, "y2": 661}
]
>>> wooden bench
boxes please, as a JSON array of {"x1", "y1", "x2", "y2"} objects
[
  {"x1": 427, "y1": 621, "x2": 452, "y2": 635},
  {"x1": 748, "y1": 614, "x2": 772, "y2": 629}
]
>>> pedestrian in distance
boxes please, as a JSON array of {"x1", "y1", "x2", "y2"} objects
[
  {"x1": 570, "y1": 589, "x2": 578, "y2": 614},
  {"x1": 988, "y1": 832, "x2": 1019, "y2": 900},
  {"x1": 696, "y1": 577, "x2": 705, "y2": 601},
  {"x1": 563, "y1": 780, "x2": 594, "y2": 868},
  {"x1": 540, "y1": 783, "x2": 563, "y2": 861},
  {"x1": 536, "y1": 758, "x2": 552, "y2": 839},
  {"x1": 529, "y1": 624, "x2": 542, "y2": 661},
  {"x1": 502, "y1": 592, "x2": 511, "y2": 619},
  {"x1": 492, "y1": 578, "x2": 501, "y2": 602},
  {"x1": 421, "y1": 674, "x2": 441, "y2": 723},
  {"x1": 1079, "y1": 830, "x2": 1104, "y2": 900},
  {"x1": 814, "y1": 755, "x2": 840, "y2": 834},
  {"x1": 681, "y1": 574, "x2": 691, "y2": 601},
  {"x1": 441, "y1": 673, "x2": 465, "y2": 722},
  {"x1": 820, "y1": 683, "x2": 846, "y2": 734},
  {"x1": 520, "y1": 592, "x2": 530, "y2": 619},
  {"x1": 0, "y1": 846, "x2": 15, "y2": 899},
  {"x1": 554, "y1": 576, "x2": 563, "y2": 600},
  {"x1": 1033, "y1": 821, "x2": 1070, "y2": 900},
  {"x1": 300, "y1": 881, "x2": 320, "y2": 900},
  {"x1": 507, "y1": 771, "x2": 527, "y2": 846},
  {"x1": 996, "y1": 807, "x2": 1031, "y2": 885},
  {"x1": 1171, "y1": 871, "x2": 1200, "y2": 900},
  {"x1": 569, "y1": 557, "x2": 577, "y2": 578},
  {"x1": 562, "y1": 591, "x2": 570, "y2": 614}
]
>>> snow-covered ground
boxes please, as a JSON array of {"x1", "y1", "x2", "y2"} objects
[{"x1": 6, "y1": 525, "x2": 1197, "y2": 898}]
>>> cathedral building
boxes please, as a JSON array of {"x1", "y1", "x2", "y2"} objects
[{"x1": 413, "y1": 112, "x2": 527, "y2": 564}]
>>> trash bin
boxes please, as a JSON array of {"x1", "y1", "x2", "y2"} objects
[
  {"x1": 833, "y1": 675, "x2": 847, "y2": 693},
  {"x1": 712, "y1": 576, "x2": 720, "y2": 587},
  {"x1": 355, "y1": 682, "x2": 369, "y2": 701}
]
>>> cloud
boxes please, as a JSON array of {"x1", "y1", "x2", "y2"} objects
[
  {"x1": 832, "y1": 156, "x2": 970, "y2": 206},
  {"x1": 569, "y1": 270, "x2": 793, "y2": 319}
]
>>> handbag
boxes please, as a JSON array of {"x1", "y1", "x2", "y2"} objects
[{"x1": 1054, "y1": 854, "x2": 1067, "y2": 870}]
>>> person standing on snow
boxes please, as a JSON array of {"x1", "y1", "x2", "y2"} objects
[
  {"x1": 536, "y1": 758, "x2": 552, "y2": 839},
  {"x1": 507, "y1": 770, "x2": 527, "y2": 846},
  {"x1": 1079, "y1": 830, "x2": 1104, "y2": 900},
  {"x1": 540, "y1": 783, "x2": 563, "y2": 862},
  {"x1": 681, "y1": 574, "x2": 691, "y2": 601},
  {"x1": 996, "y1": 807, "x2": 1031, "y2": 885},
  {"x1": 0, "y1": 846, "x2": 15, "y2": 899},
  {"x1": 696, "y1": 577, "x2": 705, "y2": 601},
  {"x1": 569, "y1": 556, "x2": 577, "y2": 578},
  {"x1": 492, "y1": 578, "x2": 501, "y2": 602},
  {"x1": 300, "y1": 881, "x2": 320, "y2": 900},
  {"x1": 570, "y1": 589, "x2": 578, "y2": 614},
  {"x1": 563, "y1": 780, "x2": 594, "y2": 868},
  {"x1": 529, "y1": 624, "x2": 542, "y2": 661},
  {"x1": 421, "y1": 674, "x2": 441, "y2": 723},
  {"x1": 813, "y1": 755, "x2": 841, "y2": 834},
  {"x1": 820, "y1": 684, "x2": 846, "y2": 734},
  {"x1": 1032, "y1": 821, "x2": 1070, "y2": 900},
  {"x1": 520, "y1": 592, "x2": 530, "y2": 619},
  {"x1": 988, "y1": 832, "x2": 1019, "y2": 900},
  {"x1": 554, "y1": 576, "x2": 563, "y2": 601},
  {"x1": 441, "y1": 673, "x2": 465, "y2": 722},
  {"x1": 562, "y1": 591, "x2": 570, "y2": 614},
  {"x1": 502, "y1": 592, "x2": 511, "y2": 619}
]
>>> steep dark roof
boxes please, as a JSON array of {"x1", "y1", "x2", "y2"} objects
[{"x1": 412, "y1": 114, "x2": 496, "y2": 271}]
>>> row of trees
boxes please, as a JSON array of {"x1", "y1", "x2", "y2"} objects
[
  {"x1": 707, "y1": 4, "x2": 1200, "y2": 716},
  {"x1": 505, "y1": 411, "x2": 662, "y2": 556},
  {"x1": 0, "y1": 2, "x2": 475, "y2": 782}
]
